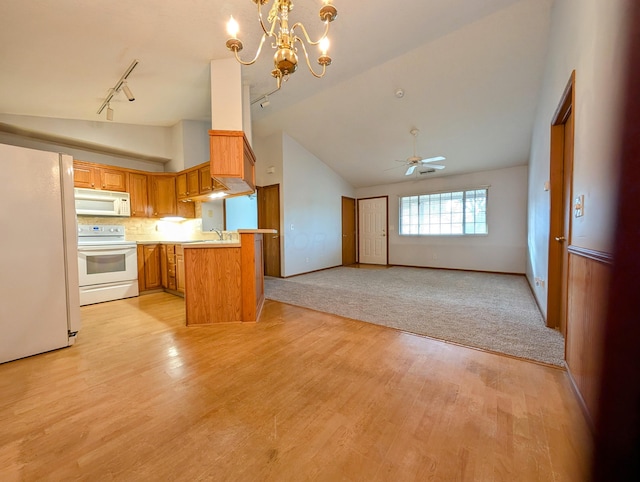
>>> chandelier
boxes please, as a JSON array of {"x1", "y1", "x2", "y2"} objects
[{"x1": 225, "y1": 0, "x2": 338, "y2": 89}]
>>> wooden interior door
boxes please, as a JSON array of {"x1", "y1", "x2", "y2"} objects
[
  {"x1": 358, "y1": 197, "x2": 388, "y2": 265},
  {"x1": 547, "y1": 72, "x2": 575, "y2": 335},
  {"x1": 257, "y1": 184, "x2": 281, "y2": 277},
  {"x1": 342, "y1": 196, "x2": 356, "y2": 265}
]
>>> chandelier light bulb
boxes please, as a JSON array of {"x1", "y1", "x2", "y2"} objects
[
  {"x1": 227, "y1": 16, "x2": 239, "y2": 38},
  {"x1": 319, "y1": 37, "x2": 330, "y2": 56}
]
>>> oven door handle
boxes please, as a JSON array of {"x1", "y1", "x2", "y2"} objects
[{"x1": 78, "y1": 245, "x2": 136, "y2": 253}]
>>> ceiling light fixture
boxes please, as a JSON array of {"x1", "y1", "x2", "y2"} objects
[
  {"x1": 97, "y1": 59, "x2": 139, "y2": 119},
  {"x1": 225, "y1": 1, "x2": 338, "y2": 90},
  {"x1": 106, "y1": 103, "x2": 114, "y2": 121},
  {"x1": 121, "y1": 81, "x2": 135, "y2": 102}
]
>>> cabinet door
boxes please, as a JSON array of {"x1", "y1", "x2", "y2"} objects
[
  {"x1": 176, "y1": 173, "x2": 188, "y2": 200},
  {"x1": 160, "y1": 244, "x2": 168, "y2": 289},
  {"x1": 199, "y1": 165, "x2": 213, "y2": 193},
  {"x1": 176, "y1": 245, "x2": 185, "y2": 293},
  {"x1": 129, "y1": 172, "x2": 149, "y2": 217},
  {"x1": 73, "y1": 161, "x2": 97, "y2": 189},
  {"x1": 149, "y1": 175, "x2": 177, "y2": 217},
  {"x1": 187, "y1": 170, "x2": 200, "y2": 196},
  {"x1": 143, "y1": 245, "x2": 162, "y2": 290},
  {"x1": 100, "y1": 168, "x2": 128, "y2": 191}
]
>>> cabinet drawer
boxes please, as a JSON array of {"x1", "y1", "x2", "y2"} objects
[
  {"x1": 167, "y1": 253, "x2": 175, "y2": 264},
  {"x1": 168, "y1": 265, "x2": 176, "y2": 277},
  {"x1": 168, "y1": 278, "x2": 177, "y2": 290}
]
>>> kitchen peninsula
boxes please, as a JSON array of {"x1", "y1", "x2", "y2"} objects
[{"x1": 183, "y1": 229, "x2": 276, "y2": 325}]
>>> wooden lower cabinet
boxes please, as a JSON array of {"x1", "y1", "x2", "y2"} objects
[
  {"x1": 139, "y1": 243, "x2": 183, "y2": 297},
  {"x1": 137, "y1": 244, "x2": 162, "y2": 292},
  {"x1": 176, "y1": 245, "x2": 185, "y2": 293}
]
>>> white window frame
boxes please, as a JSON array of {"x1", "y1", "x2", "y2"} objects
[{"x1": 399, "y1": 187, "x2": 489, "y2": 236}]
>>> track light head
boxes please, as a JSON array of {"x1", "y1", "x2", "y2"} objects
[
  {"x1": 106, "y1": 104, "x2": 114, "y2": 121},
  {"x1": 122, "y1": 81, "x2": 135, "y2": 102},
  {"x1": 259, "y1": 95, "x2": 270, "y2": 108}
]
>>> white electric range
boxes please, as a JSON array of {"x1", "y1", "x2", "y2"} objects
[{"x1": 77, "y1": 225, "x2": 139, "y2": 306}]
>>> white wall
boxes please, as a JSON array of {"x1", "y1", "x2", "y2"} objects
[
  {"x1": 0, "y1": 114, "x2": 211, "y2": 173},
  {"x1": 357, "y1": 165, "x2": 528, "y2": 273},
  {"x1": 526, "y1": 0, "x2": 629, "y2": 315},
  {"x1": 280, "y1": 133, "x2": 356, "y2": 277},
  {"x1": 169, "y1": 120, "x2": 209, "y2": 172}
]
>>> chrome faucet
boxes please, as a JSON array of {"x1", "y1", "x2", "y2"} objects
[{"x1": 210, "y1": 228, "x2": 224, "y2": 240}]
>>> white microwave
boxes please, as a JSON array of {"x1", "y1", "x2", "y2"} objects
[{"x1": 74, "y1": 188, "x2": 131, "y2": 217}]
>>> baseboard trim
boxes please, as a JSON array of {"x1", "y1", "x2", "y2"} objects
[
  {"x1": 389, "y1": 263, "x2": 525, "y2": 276},
  {"x1": 566, "y1": 365, "x2": 596, "y2": 433},
  {"x1": 281, "y1": 264, "x2": 343, "y2": 279}
]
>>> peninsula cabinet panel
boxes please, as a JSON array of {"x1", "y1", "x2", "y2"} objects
[
  {"x1": 128, "y1": 172, "x2": 149, "y2": 217},
  {"x1": 185, "y1": 247, "x2": 242, "y2": 325}
]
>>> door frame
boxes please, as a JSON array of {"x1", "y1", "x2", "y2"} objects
[
  {"x1": 341, "y1": 196, "x2": 357, "y2": 265},
  {"x1": 547, "y1": 71, "x2": 575, "y2": 333},
  {"x1": 257, "y1": 184, "x2": 281, "y2": 278},
  {"x1": 357, "y1": 196, "x2": 389, "y2": 265}
]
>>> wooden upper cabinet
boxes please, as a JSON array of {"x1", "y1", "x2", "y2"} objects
[
  {"x1": 199, "y1": 164, "x2": 228, "y2": 196},
  {"x1": 199, "y1": 164, "x2": 213, "y2": 194},
  {"x1": 149, "y1": 175, "x2": 177, "y2": 218},
  {"x1": 177, "y1": 169, "x2": 200, "y2": 200},
  {"x1": 128, "y1": 172, "x2": 149, "y2": 217},
  {"x1": 73, "y1": 161, "x2": 127, "y2": 191},
  {"x1": 209, "y1": 130, "x2": 256, "y2": 195}
]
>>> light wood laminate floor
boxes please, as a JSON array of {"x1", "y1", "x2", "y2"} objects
[{"x1": 0, "y1": 293, "x2": 591, "y2": 481}]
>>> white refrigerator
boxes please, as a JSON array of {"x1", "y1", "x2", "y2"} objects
[{"x1": 0, "y1": 143, "x2": 81, "y2": 364}]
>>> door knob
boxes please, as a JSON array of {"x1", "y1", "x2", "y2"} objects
[{"x1": 555, "y1": 236, "x2": 566, "y2": 242}]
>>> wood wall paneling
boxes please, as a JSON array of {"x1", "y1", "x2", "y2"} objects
[{"x1": 565, "y1": 248, "x2": 611, "y2": 425}]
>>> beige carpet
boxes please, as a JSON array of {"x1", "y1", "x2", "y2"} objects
[{"x1": 264, "y1": 266, "x2": 565, "y2": 367}]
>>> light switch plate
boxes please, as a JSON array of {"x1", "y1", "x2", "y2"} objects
[{"x1": 574, "y1": 194, "x2": 584, "y2": 217}]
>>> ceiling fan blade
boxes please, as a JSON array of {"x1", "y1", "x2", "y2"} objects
[
  {"x1": 419, "y1": 156, "x2": 446, "y2": 164},
  {"x1": 421, "y1": 164, "x2": 446, "y2": 170},
  {"x1": 405, "y1": 165, "x2": 417, "y2": 176}
]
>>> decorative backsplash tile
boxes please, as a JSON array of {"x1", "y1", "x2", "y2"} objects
[{"x1": 77, "y1": 201, "x2": 237, "y2": 242}]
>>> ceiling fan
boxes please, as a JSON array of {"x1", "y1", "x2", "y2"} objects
[{"x1": 387, "y1": 128, "x2": 446, "y2": 176}]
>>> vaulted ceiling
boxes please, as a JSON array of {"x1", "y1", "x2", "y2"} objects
[{"x1": 0, "y1": 0, "x2": 553, "y2": 188}]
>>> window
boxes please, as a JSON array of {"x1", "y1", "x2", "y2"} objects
[{"x1": 399, "y1": 188, "x2": 488, "y2": 235}]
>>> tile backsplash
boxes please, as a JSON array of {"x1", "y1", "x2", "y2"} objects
[{"x1": 77, "y1": 202, "x2": 236, "y2": 242}]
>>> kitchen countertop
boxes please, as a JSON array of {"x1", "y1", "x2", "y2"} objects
[{"x1": 182, "y1": 240, "x2": 241, "y2": 248}]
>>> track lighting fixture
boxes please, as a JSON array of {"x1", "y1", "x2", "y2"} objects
[
  {"x1": 121, "y1": 81, "x2": 135, "y2": 102},
  {"x1": 97, "y1": 59, "x2": 139, "y2": 120},
  {"x1": 259, "y1": 95, "x2": 270, "y2": 109}
]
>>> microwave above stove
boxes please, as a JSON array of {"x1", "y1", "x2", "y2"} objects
[{"x1": 74, "y1": 188, "x2": 130, "y2": 217}]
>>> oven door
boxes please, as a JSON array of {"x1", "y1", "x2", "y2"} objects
[{"x1": 77, "y1": 245, "x2": 138, "y2": 287}]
